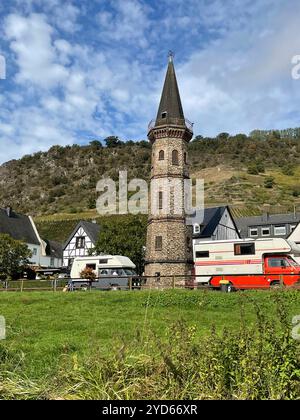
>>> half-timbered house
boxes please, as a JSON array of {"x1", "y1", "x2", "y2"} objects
[{"x1": 63, "y1": 220, "x2": 100, "y2": 267}]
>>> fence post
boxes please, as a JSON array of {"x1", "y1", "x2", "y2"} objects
[
  {"x1": 172, "y1": 276, "x2": 176, "y2": 289},
  {"x1": 129, "y1": 277, "x2": 132, "y2": 291},
  {"x1": 280, "y1": 275, "x2": 284, "y2": 287},
  {"x1": 53, "y1": 279, "x2": 57, "y2": 292},
  {"x1": 20, "y1": 278, "x2": 24, "y2": 292}
]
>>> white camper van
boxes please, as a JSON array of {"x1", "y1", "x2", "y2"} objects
[
  {"x1": 69, "y1": 255, "x2": 140, "y2": 290},
  {"x1": 193, "y1": 238, "x2": 300, "y2": 291}
]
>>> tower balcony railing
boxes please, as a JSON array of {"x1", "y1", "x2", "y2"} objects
[{"x1": 148, "y1": 117, "x2": 194, "y2": 133}]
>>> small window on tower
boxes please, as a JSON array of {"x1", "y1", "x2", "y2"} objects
[
  {"x1": 172, "y1": 150, "x2": 179, "y2": 165},
  {"x1": 161, "y1": 111, "x2": 167, "y2": 119},
  {"x1": 159, "y1": 150, "x2": 165, "y2": 160},
  {"x1": 158, "y1": 191, "x2": 163, "y2": 210},
  {"x1": 184, "y1": 152, "x2": 187, "y2": 164},
  {"x1": 155, "y1": 236, "x2": 162, "y2": 251}
]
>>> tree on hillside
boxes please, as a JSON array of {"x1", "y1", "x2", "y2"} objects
[
  {"x1": 217, "y1": 132, "x2": 230, "y2": 141},
  {"x1": 93, "y1": 215, "x2": 147, "y2": 274},
  {"x1": 89, "y1": 140, "x2": 103, "y2": 149},
  {"x1": 104, "y1": 136, "x2": 124, "y2": 148},
  {"x1": 0, "y1": 234, "x2": 32, "y2": 280}
]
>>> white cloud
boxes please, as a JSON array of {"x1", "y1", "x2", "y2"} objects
[
  {"x1": 97, "y1": 0, "x2": 151, "y2": 47},
  {"x1": 1, "y1": 0, "x2": 300, "y2": 164},
  {"x1": 4, "y1": 13, "x2": 69, "y2": 88},
  {"x1": 177, "y1": 0, "x2": 300, "y2": 135}
]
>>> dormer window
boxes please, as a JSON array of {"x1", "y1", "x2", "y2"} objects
[{"x1": 161, "y1": 111, "x2": 167, "y2": 119}]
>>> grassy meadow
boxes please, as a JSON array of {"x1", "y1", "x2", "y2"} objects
[{"x1": 0, "y1": 289, "x2": 300, "y2": 399}]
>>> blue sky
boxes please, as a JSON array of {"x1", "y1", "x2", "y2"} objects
[{"x1": 0, "y1": 0, "x2": 300, "y2": 163}]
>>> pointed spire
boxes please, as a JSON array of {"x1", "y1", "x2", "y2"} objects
[{"x1": 155, "y1": 52, "x2": 185, "y2": 126}]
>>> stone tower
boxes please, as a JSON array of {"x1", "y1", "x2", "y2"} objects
[{"x1": 144, "y1": 54, "x2": 193, "y2": 286}]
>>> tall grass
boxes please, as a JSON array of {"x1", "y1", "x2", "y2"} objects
[{"x1": 0, "y1": 293, "x2": 299, "y2": 400}]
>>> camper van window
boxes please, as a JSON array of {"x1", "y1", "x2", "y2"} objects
[
  {"x1": 99, "y1": 259, "x2": 108, "y2": 264},
  {"x1": 86, "y1": 264, "x2": 96, "y2": 270},
  {"x1": 100, "y1": 269, "x2": 108, "y2": 275},
  {"x1": 196, "y1": 251, "x2": 209, "y2": 258},
  {"x1": 268, "y1": 258, "x2": 288, "y2": 268},
  {"x1": 287, "y1": 257, "x2": 299, "y2": 267},
  {"x1": 124, "y1": 269, "x2": 135, "y2": 275},
  {"x1": 234, "y1": 243, "x2": 255, "y2": 255}
]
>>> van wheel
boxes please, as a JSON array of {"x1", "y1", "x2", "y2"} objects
[
  {"x1": 270, "y1": 281, "x2": 281, "y2": 289},
  {"x1": 221, "y1": 283, "x2": 234, "y2": 293}
]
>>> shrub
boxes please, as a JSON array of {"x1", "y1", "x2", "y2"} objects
[{"x1": 264, "y1": 176, "x2": 275, "y2": 189}]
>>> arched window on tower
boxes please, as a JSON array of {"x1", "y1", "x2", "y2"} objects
[
  {"x1": 172, "y1": 149, "x2": 179, "y2": 165},
  {"x1": 158, "y1": 150, "x2": 165, "y2": 161}
]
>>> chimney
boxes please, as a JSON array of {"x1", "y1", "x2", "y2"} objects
[{"x1": 6, "y1": 206, "x2": 12, "y2": 217}]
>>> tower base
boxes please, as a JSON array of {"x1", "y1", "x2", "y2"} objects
[{"x1": 144, "y1": 261, "x2": 193, "y2": 288}]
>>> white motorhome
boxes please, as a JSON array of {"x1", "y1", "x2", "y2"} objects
[
  {"x1": 70, "y1": 255, "x2": 139, "y2": 290},
  {"x1": 193, "y1": 238, "x2": 300, "y2": 291}
]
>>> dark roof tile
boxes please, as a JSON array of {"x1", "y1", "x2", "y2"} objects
[{"x1": 0, "y1": 208, "x2": 40, "y2": 245}]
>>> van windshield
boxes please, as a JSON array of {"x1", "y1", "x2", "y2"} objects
[
  {"x1": 287, "y1": 257, "x2": 300, "y2": 267},
  {"x1": 124, "y1": 269, "x2": 136, "y2": 275}
]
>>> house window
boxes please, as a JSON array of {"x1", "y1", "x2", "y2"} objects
[
  {"x1": 262, "y1": 227, "x2": 270, "y2": 236},
  {"x1": 159, "y1": 150, "x2": 165, "y2": 161},
  {"x1": 274, "y1": 226, "x2": 287, "y2": 236},
  {"x1": 234, "y1": 243, "x2": 255, "y2": 256},
  {"x1": 196, "y1": 251, "x2": 209, "y2": 258},
  {"x1": 172, "y1": 150, "x2": 179, "y2": 165},
  {"x1": 155, "y1": 236, "x2": 162, "y2": 251},
  {"x1": 68, "y1": 258, "x2": 74, "y2": 268},
  {"x1": 161, "y1": 111, "x2": 167, "y2": 119},
  {"x1": 158, "y1": 191, "x2": 163, "y2": 210},
  {"x1": 249, "y1": 228, "x2": 258, "y2": 237},
  {"x1": 32, "y1": 248, "x2": 37, "y2": 256},
  {"x1": 50, "y1": 257, "x2": 55, "y2": 267},
  {"x1": 76, "y1": 236, "x2": 85, "y2": 249}
]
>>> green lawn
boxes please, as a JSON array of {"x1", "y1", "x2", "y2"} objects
[
  {"x1": 0, "y1": 289, "x2": 299, "y2": 375},
  {"x1": 0, "y1": 289, "x2": 299, "y2": 399}
]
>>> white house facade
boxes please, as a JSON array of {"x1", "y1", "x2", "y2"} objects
[
  {"x1": 0, "y1": 207, "x2": 62, "y2": 268},
  {"x1": 63, "y1": 220, "x2": 100, "y2": 267},
  {"x1": 192, "y1": 206, "x2": 240, "y2": 258},
  {"x1": 192, "y1": 206, "x2": 240, "y2": 242}
]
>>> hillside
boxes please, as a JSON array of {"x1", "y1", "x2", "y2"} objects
[{"x1": 1, "y1": 130, "x2": 300, "y2": 223}]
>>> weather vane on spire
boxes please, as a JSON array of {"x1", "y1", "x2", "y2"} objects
[{"x1": 168, "y1": 50, "x2": 174, "y2": 62}]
